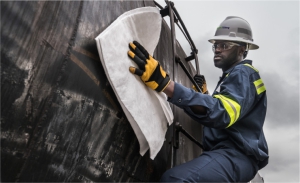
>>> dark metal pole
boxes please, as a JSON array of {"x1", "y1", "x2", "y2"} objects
[
  {"x1": 158, "y1": 0, "x2": 203, "y2": 169},
  {"x1": 172, "y1": 6, "x2": 200, "y2": 75},
  {"x1": 174, "y1": 122, "x2": 204, "y2": 149},
  {"x1": 166, "y1": 0, "x2": 177, "y2": 168},
  {"x1": 156, "y1": 0, "x2": 201, "y2": 75}
]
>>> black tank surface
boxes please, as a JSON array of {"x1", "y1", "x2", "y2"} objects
[{"x1": 1, "y1": 1, "x2": 203, "y2": 182}]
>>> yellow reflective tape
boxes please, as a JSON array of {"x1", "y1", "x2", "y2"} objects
[
  {"x1": 257, "y1": 85, "x2": 266, "y2": 95},
  {"x1": 244, "y1": 63, "x2": 259, "y2": 72},
  {"x1": 254, "y1": 79, "x2": 266, "y2": 94},
  {"x1": 254, "y1": 78, "x2": 263, "y2": 86},
  {"x1": 225, "y1": 73, "x2": 229, "y2": 77},
  {"x1": 213, "y1": 94, "x2": 241, "y2": 128}
]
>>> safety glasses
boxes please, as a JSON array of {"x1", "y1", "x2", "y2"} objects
[{"x1": 212, "y1": 42, "x2": 241, "y2": 52}]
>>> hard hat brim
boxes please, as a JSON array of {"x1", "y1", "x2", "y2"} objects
[{"x1": 208, "y1": 36, "x2": 259, "y2": 50}]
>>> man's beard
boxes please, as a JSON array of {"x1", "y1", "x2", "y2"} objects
[{"x1": 214, "y1": 48, "x2": 239, "y2": 71}]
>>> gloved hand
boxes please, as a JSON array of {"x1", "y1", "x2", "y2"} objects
[
  {"x1": 128, "y1": 41, "x2": 170, "y2": 92},
  {"x1": 193, "y1": 74, "x2": 209, "y2": 94}
]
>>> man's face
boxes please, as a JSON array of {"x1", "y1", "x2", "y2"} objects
[{"x1": 213, "y1": 41, "x2": 241, "y2": 71}]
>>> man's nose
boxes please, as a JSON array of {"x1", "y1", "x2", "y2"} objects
[{"x1": 214, "y1": 48, "x2": 222, "y2": 54}]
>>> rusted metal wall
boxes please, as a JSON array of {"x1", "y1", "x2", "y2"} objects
[{"x1": 1, "y1": 1, "x2": 202, "y2": 182}]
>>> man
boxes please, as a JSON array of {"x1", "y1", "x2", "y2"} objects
[{"x1": 128, "y1": 16, "x2": 268, "y2": 182}]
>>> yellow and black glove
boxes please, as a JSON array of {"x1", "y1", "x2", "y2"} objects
[
  {"x1": 128, "y1": 41, "x2": 170, "y2": 92},
  {"x1": 193, "y1": 74, "x2": 209, "y2": 94}
]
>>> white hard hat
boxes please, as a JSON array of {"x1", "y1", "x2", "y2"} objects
[{"x1": 208, "y1": 16, "x2": 259, "y2": 50}]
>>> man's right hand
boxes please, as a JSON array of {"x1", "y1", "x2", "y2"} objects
[{"x1": 127, "y1": 41, "x2": 170, "y2": 92}]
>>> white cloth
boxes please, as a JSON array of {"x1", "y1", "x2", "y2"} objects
[{"x1": 95, "y1": 7, "x2": 173, "y2": 159}]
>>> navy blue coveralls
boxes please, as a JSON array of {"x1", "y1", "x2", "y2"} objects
[{"x1": 161, "y1": 60, "x2": 269, "y2": 182}]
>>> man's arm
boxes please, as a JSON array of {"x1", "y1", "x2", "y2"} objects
[
  {"x1": 164, "y1": 81, "x2": 207, "y2": 115},
  {"x1": 127, "y1": 41, "x2": 207, "y2": 116}
]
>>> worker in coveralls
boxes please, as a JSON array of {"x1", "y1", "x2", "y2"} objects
[{"x1": 127, "y1": 16, "x2": 268, "y2": 182}]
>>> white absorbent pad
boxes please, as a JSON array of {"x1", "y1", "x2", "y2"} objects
[{"x1": 95, "y1": 7, "x2": 174, "y2": 159}]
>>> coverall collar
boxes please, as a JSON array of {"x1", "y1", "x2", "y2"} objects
[{"x1": 223, "y1": 59, "x2": 253, "y2": 75}]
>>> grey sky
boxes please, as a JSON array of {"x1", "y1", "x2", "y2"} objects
[{"x1": 156, "y1": 0, "x2": 299, "y2": 182}]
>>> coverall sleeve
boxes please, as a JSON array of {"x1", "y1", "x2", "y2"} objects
[{"x1": 168, "y1": 66, "x2": 256, "y2": 129}]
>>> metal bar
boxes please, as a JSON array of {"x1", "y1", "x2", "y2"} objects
[
  {"x1": 165, "y1": 0, "x2": 178, "y2": 168},
  {"x1": 174, "y1": 124, "x2": 180, "y2": 149},
  {"x1": 156, "y1": 0, "x2": 200, "y2": 75},
  {"x1": 168, "y1": 0, "x2": 176, "y2": 75},
  {"x1": 175, "y1": 56, "x2": 202, "y2": 93},
  {"x1": 166, "y1": 139, "x2": 174, "y2": 169},
  {"x1": 185, "y1": 54, "x2": 195, "y2": 62},
  {"x1": 175, "y1": 122, "x2": 203, "y2": 149},
  {"x1": 172, "y1": 7, "x2": 197, "y2": 53},
  {"x1": 194, "y1": 52, "x2": 200, "y2": 75},
  {"x1": 175, "y1": 20, "x2": 200, "y2": 76},
  {"x1": 172, "y1": 6, "x2": 200, "y2": 75},
  {"x1": 168, "y1": 0, "x2": 177, "y2": 169},
  {"x1": 158, "y1": 0, "x2": 203, "y2": 168},
  {"x1": 154, "y1": 0, "x2": 164, "y2": 9}
]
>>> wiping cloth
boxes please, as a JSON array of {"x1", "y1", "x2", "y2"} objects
[{"x1": 95, "y1": 7, "x2": 174, "y2": 159}]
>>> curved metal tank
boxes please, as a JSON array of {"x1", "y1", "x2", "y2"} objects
[{"x1": 1, "y1": 1, "x2": 203, "y2": 182}]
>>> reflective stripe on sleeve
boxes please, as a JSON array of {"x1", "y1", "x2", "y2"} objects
[
  {"x1": 213, "y1": 94, "x2": 241, "y2": 128},
  {"x1": 254, "y1": 78, "x2": 266, "y2": 94},
  {"x1": 243, "y1": 64, "x2": 266, "y2": 94}
]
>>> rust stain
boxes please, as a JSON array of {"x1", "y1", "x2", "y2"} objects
[
  {"x1": 70, "y1": 53, "x2": 100, "y2": 86},
  {"x1": 73, "y1": 46, "x2": 100, "y2": 61},
  {"x1": 102, "y1": 88, "x2": 122, "y2": 114},
  {"x1": 70, "y1": 53, "x2": 121, "y2": 114}
]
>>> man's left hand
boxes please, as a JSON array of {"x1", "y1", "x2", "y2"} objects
[{"x1": 193, "y1": 74, "x2": 209, "y2": 94}]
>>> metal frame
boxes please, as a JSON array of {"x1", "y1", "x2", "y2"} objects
[
  {"x1": 154, "y1": 0, "x2": 202, "y2": 93},
  {"x1": 154, "y1": 0, "x2": 203, "y2": 169},
  {"x1": 174, "y1": 122, "x2": 203, "y2": 149}
]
